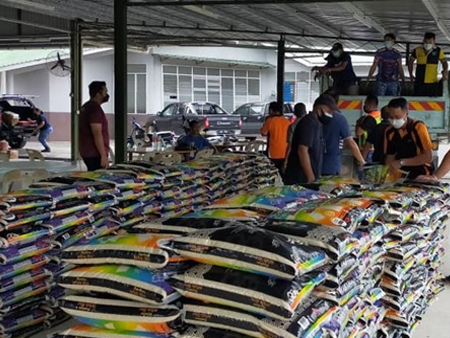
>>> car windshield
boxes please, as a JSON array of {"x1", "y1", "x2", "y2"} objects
[
  {"x1": 249, "y1": 104, "x2": 265, "y2": 114},
  {"x1": 4, "y1": 99, "x2": 33, "y2": 107}
]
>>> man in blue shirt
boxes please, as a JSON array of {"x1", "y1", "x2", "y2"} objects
[
  {"x1": 321, "y1": 90, "x2": 365, "y2": 176},
  {"x1": 177, "y1": 120, "x2": 213, "y2": 151},
  {"x1": 367, "y1": 33, "x2": 405, "y2": 96},
  {"x1": 32, "y1": 108, "x2": 53, "y2": 153},
  {"x1": 313, "y1": 43, "x2": 358, "y2": 95}
]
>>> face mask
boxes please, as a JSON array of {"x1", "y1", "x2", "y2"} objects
[
  {"x1": 332, "y1": 51, "x2": 342, "y2": 58},
  {"x1": 103, "y1": 94, "x2": 110, "y2": 103},
  {"x1": 424, "y1": 43, "x2": 433, "y2": 51},
  {"x1": 389, "y1": 117, "x2": 406, "y2": 129},
  {"x1": 318, "y1": 112, "x2": 333, "y2": 125},
  {"x1": 384, "y1": 41, "x2": 393, "y2": 49}
]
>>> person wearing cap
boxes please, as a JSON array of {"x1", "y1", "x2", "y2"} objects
[
  {"x1": 313, "y1": 43, "x2": 358, "y2": 95},
  {"x1": 285, "y1": 94, "x2": 336, "y2": 184},
  {"x1": 408, "y1": 32, "x2": 448, "y2": 96},
  {"x1": 367, "y1": 33, "x2": 405, "y2": 96}
]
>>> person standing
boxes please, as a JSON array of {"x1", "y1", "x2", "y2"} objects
[
  {"x1": 408, "y1": 32, "x2": 448, "y2": 96},
  {"x1": 356, "y1": 95, "x2": 382, "y2": 155},
  {"x1": 313, "y1": 43, "x2": 358, "y2": 95},
  {"x1": 285, "y1": 95, "x2": 336, "y2": 184},
  {"x1": 362, "y1": 106, "x2": 391, "y2": 164},
  {"x1": 385, "y1": 97, "x2": 434, "y2": 179},
  {"x1": 283, "y1": 103, "x2": 307, "y2": 170},
  {"x1": 79, "y1": 81, "x2": 110, "y2": 171},
  {"x1": 32, "y1": 108, "x2": 53, "y2": 153},
  {"x1": 260, "y1": 102, "x2": 291, "y2": 173},
  {"x1": 367, "y1": 33, "x2": 405, "y2": 96}
]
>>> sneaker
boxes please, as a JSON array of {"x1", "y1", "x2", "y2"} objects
[{"x1": 42, "y1": 148, "x2": 51, "y2": 153}]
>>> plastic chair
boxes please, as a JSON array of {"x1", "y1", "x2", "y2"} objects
[
  {"x1": 0, "y1": 152, "x2": 9, "y2": 162},
  {"x1": 245, "y1": 140, "x2": 266, "y2": 153},
  {"x1": 143, "y1": 152, "x2": 161, "y2": 162},
  {"x1": 152, "y1": 152, "x2": 182, "y2": 165},
  {"x1": 25, "y1": 149, "x2": 45, "y2": 162},
  {"x1": 2, "y1": 169, "x2": 50, "y2": 194},
  {"x1": 195, "y1": 148, "x2": 214, "y2": 160}
]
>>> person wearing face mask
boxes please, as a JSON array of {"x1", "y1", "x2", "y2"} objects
[
  {"x1": 79, "y1": 81, "x2": 111, "y2": 171},
  {"x1": 312, "y1": 43, "x2": 358, "y2": 95},
  {"x1": 408, "y1": 32, "x2": 448, "y2": 97},
  {"x1": 284, "y1": 94, "x2": 336, "y2": 184},
  {"x1": 367, "y1": 33, "x2": 405, "y2": 96},
  {"x1": 384, "y1": 97, "x2": 434, "y2": 179}
]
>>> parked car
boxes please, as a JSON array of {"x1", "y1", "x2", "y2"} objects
[
  {"x1": 150, "y1": 102, "x2": 242, "y2": 136},
  {"x1": 0, "y1": 95, "x2": 37, "y2": 149},
  {"x1": 233, "y1": 102, "x2": 295, "y2": 135}
]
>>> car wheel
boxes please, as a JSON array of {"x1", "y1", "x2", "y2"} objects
[{"x1": 9, "y1": 136, "x2": 27, "y2": 149}]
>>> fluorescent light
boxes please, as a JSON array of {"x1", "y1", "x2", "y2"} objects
[{"x1": 5, "y1": 0, "x2": 55, "y2": 12}]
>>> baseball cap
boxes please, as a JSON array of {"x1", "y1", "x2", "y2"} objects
[
  {"x1": 313, "y1": 94, "x2": 338, "y2": 111},
  {"x1": 332, "y1": 42, "x2": 343, "y2": 51}
]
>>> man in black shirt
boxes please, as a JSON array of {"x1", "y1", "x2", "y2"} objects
[
  {"x1": 285, "y1": 94, "x2": 336, "y2": 184},
  {"x1": 32, "y1": 108, "x2": 53, "y2": 153},
  {"x1": 362, "y1": 106, "x2": 390, "y2": 164}
]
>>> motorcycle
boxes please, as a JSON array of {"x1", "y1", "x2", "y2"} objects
[{"x1": 127, "y1": 118, "x2": 176, "y2": 151}]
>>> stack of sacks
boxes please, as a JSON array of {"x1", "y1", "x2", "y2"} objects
[
  {"x1": 57, "y1": 233, "x2": 185, "y2": 337},
  {"x1": 267, "y1": 196, "x2": 390, "y2": 337},
  {"x1": 370, "y1": 182, "x2": 450, "y2": 337},
  {"x1": 301, "y1": 177, "x2": 372, "y2": 196},
  {"x1": 161, "y1": 224, "x2": 334, "y2": 337},
  {"x1": 0, "y1": 192, "x2": 55, "y2": 337}
]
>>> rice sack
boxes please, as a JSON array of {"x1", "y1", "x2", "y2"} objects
[
  {"x1": 170, "y1": 264, "x2": 326, "y2": 320},
  {"x1": 0, "y1": 225, "x2": 53, "y2": 248},
  {"x1": 0, "y1": 241, "x2": 52, "y2": 265},
  {"x1": 62, "y1": 234, "x2": 179, "y2": 270},
  {"x1": 58, "y1": 265, "x2": 179, "y2": 305},
  {"x1": 161, "y1": 224, "x2": 328, "y2": 280},
  {"x1": 52, "y1": 325, "x2": 177, "y2": 338},
  {"x1": 0, "y1": 255, "x2": 50, "y2": 280},
  {"x1": 181, "y1": 327, "x2": 257, "y2": 338},
  {"x1": 261, "y1": 220, "x2": 357, "y2": 262},
  {"x1": 59, "y1": 295, "x2": 181, "y2": 334}
]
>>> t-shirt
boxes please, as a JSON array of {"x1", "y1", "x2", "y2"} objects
[
  {"x1": 261, "y1": 115, "x2": 291, "y2": 159},
  {"x1": 385, "y1": 119, "x2": 433, "y2": 155},
  {"x1": 36, "y1": 113, "x2": 51, "y2": 131},
  {"x1": 285, "y1": 113, "x2": 323, "y2": 184},
  {"x1": 79, "y1": 101, "x2": 110, "y2": 158},
  {"x1": 287, "y1": 119, "x2": 301, "y2": 144},
  {"x1": 177, "y1": 134, "x2": 212, "y2": 151},
  {"x1": 322, "y1": 112, "x2": 351, "y2": 176},
  {"x1": 360, "y1": 115, "x2": 378, "y2": 134},
  {"x1": 325, "y1": 52, "x2": 357, "y2": 86},
  {"x1": 375, "y1": 48, "x2": 402, "y2": 82},
  {"x1": 367, "y1": 121, "x2": 390, "y2": 164},
  {"x1": 412, "y1": 46, "x2": 446, "y2": 84}
]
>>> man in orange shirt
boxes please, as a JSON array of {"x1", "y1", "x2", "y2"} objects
[{"x1": 261, "y1": 102, "x2": 291, "y2": 174}]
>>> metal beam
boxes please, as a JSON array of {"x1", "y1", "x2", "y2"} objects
[
  {"x1": 70, "y1": 20, "x2": 82, "y2": 163},
  {"x1": 0, "y1": 15, "x2": 69, "y2": 33},
  {"x1": 127, "y1": 0, "x2": 387, "y2": 6},
  {"x1": 421, "y1": 0, "x2": 450, "y2": 42},
  {"x1": 277, "y1": 37, "x2": 285, "y2": 107},
  {"x1": 340, "y1": 3, "x2": 386, "y2": 35},
  {"x1": 114, "y1": 0, "x2": 128, "y2": 164}
]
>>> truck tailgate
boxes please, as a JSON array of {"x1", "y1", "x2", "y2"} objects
[{"x1": 207, "y1": 115, "x2": 241, "y2": 130}]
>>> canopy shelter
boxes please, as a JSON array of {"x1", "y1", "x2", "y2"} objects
[{"x1": 1, "y1": 0, "x2": 450, "y2": 162}]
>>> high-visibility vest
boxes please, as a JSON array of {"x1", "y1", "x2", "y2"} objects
[{"x1": 359, "y1": 110, "x2": 382, "y2": 147}]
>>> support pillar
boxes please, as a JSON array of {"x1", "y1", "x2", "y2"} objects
[
  {"x1": 406, "y1": 42, "x2": 410, "y2": 65},
  {"x1": 114, "y1": 0, "x2": 128, "y2": 164},
  {"x1": 70, "y1": 20, "x2": 82, "y2": 163},
  {"x1": 277, "y1": 36, "x2": 285, "y2": 107}
]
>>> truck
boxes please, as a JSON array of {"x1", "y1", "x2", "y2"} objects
[{"x1": 150, "y1": 102, "x2": 242, "y2": 136}]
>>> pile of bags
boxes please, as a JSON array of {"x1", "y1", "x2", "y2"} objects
[{"x1": 0, "y1": 154, "x2": 279, "y2": 338}]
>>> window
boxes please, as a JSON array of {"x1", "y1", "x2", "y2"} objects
[
  {"x1": 162, "y1": 66, "x2": 261, "y2": 112},
  {"x1": 249, "y1": 104, "x2": 265, "y2": 115},
  {"x1": 128, "y1": 64, "x2": 147, "y2": 114},
  {"x1": 284, "y1": 71, "x2": 319, "y2": 109},
  {"x1": 161, "y1": 104, "x2": 177, "y2": 116}
]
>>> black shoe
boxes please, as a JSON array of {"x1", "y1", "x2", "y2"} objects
[{"x1": 42, "y1": 148, "x2": 51, "y2": 153}]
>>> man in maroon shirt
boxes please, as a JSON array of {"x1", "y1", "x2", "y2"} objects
[{"x1": 79, "y1": 81, "x2": 110, "y2": 171}]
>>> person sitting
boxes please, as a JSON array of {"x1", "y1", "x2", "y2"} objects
[{"x1": 177, "y1": 120, "x2": 213, "y2": 152}]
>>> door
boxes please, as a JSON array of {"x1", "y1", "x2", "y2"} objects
[
  {"x1": 246, "y1": 103, "x2": 266, "y2": 135},
  {"x1": 156, "y1": 103, "x2": 178, "y2": 132},
  {"x1": 233, "y1": 104, "x2": 251, "y2": 134}
]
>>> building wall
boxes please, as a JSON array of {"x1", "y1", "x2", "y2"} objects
[{"x1": 4, "y1": 47, "x2": 312, "y2": 141}]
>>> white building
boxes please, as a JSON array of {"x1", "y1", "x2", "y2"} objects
[{"x1": 0, "y1": 46, "x2": 377, "y2": 141}]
